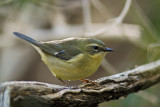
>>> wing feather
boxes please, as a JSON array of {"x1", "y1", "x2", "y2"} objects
[{"x1": 40, "y1": 41, "x2": 82, "y2": 61}]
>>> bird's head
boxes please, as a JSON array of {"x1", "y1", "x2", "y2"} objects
[
  {"x1": 77, "y1": 38, "x2": 114, "y2": 59},
  {"x1": 80, "y1": 38, "x2": 113, "y2": 53}
]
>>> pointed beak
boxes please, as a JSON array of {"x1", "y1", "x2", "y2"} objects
[{"x1": 104, "y1": 48, "x2": 114, "y2": 52}]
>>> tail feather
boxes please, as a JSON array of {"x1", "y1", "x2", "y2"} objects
[
  {"x1": 13, "y1": 32, "x2": 58, "y2": 57},
  {"x1": 13, "y1": 32, "x2": 41, "y2": 47}
]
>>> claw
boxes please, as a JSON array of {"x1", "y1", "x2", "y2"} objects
[{"x1": 80, "y1": 79, "x2": 98, "y2": 86}]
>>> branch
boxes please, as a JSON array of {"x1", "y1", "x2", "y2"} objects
[{"x1": 1, "y1": 60, "x2": 160, "y2": 107}]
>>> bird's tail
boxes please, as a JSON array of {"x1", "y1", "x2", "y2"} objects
[{"x1": 13, "y1": 32, "x2": 42, "y2": 47}]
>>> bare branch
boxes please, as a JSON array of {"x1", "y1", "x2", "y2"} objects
[{"x1": 1, "y1": 60, "x2": 160, "y2": 107}]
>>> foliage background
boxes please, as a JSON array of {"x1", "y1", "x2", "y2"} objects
[{"x1": 0, "y1": 0, "x2": 160, "y2": 106}]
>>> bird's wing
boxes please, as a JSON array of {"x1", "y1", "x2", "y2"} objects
[
  {"x1": 40, "y1": 42, "x2": 82, "y2": 61},
  {"x1": 13, "y1": 32, "x2": 82, "y2": 61}
]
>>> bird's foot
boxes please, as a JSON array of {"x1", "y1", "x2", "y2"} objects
[{"x1": 80, "y1": 79, "x2": 99, "y2": 86}]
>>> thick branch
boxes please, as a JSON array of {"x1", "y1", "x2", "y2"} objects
[{"x1": 1, "y1": 60, "x2": 160, "y2": 107}]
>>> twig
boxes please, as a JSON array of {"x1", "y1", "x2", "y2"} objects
[{"x1": 1, "y1": 60, "x2": 160, "y2": 107}]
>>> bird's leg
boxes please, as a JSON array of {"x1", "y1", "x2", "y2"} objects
[
  {"x1": 80, "y1": 79, "x2": 99, "y2": 87},
  {"x1": 80, "y1": 79, "x2": 98, "y2": 85},
  {"x1": 80, "y1": 79, "x2": 92, "y2": 83}
]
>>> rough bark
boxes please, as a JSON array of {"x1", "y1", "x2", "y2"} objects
[{"x1": 1, "y1": 60, "x2": 160, "y2": 107}]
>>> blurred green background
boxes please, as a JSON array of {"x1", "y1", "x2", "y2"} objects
[{"x1": 0, "y1": 0, "x2": 160, "y2": 107}]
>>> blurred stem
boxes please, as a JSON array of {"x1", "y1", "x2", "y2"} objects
[
  {"x1": 101, "y1": 59, "x2": 118, "y2": 75},
  {"x1": 91, "y1": 0, "x2": 112, "y2": 19},
  {"x1": 137, "y1": 91, "x2": 159, "y2": 104},
  {"x1": 0, "y1": 0, "x2": 12, "y2": 6},
  {"x1": 82, "y1": 0, "x2": 92, "y2": 32},
  {"x1": 114, "y1": 0, "x2": 132, "y2": 23},
  {"x1": 84, "y1": 0, "x2": 132, "y2": 37},
  {"x1": 132, "y1": 1, "x2": 160, "y2": 42}
]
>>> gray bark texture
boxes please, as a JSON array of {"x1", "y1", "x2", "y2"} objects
[{"x1": 1, "y1": 60, "x2": 160, "y2": 107}]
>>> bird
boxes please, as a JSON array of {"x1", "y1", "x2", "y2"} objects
[{"x1": 13, "y1": 32, "x2": 113, "y2": 83}]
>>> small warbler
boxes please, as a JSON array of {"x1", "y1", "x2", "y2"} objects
[{"x1": 13, "y1": 32, "x2": 113, "y2": 83}]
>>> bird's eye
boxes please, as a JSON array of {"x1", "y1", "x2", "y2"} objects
[{"x1": 93, "y1": 46, "x2": 99, "y2": 51}]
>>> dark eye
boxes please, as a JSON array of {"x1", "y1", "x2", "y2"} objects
[{"x1": 93, "y1": 46, "x2": 99, "y2": 51}]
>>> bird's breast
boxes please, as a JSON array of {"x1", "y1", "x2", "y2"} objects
[{"x1": 34, "y1": 46, "x2": 106, "y2": 80}]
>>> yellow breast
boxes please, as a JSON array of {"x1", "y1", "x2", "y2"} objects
[{"x1": 33, "y1": 45, "x2": 106, "y2": 80}]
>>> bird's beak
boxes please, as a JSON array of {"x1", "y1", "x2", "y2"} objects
[{"x1": 104, "y1": 48, "x2": 114, "y2": 52}]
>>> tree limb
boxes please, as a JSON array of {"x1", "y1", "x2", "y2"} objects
[{"x1": 1, "y1": 60, "x2": 160, "y2": 107}]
